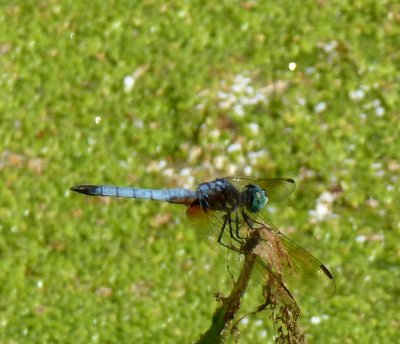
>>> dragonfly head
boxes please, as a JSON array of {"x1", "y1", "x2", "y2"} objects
[{"x1": 242, "y1": 184, "x2": 268, "y2": 213}]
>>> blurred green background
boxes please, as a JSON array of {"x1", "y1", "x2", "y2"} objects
[{"x1": 1, "y1": 0, "x2": 399, "y2": 343}]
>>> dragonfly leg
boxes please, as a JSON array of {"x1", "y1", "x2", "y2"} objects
[
  {"x1": 231, "y1": 209, "x2": 257, "y2": 240},
  {"x1": 228, "y1": 212, "x2": 243, "y2": 245},
  {"x1": 241, "y1": 210, "x2": 264, "y2": 231},
  {"x1": 217, "y1": 213, "x2": 229, "y2": 244},
  {"x1": 217, "y1": 213, "x2": 240, "y2": 251},
  {"x1": 228, "y1": 214, "x2": 235, "y2": 239},
  {"x1": 235, "y1": 211, "x2": 239, "y2": 239}
]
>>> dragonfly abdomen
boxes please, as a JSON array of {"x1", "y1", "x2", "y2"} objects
[{"x1": 71, "y1": 185, "x2": 196, "y2": 205}]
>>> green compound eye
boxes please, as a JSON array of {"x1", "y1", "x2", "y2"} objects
[{"x1": 244, "y1": 184, "x2": 268, "y2": 213}]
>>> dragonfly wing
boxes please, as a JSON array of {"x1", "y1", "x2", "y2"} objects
[
  {"x1": 225, "y1": 177, "x2": 296, "y2": 203},
  {"x1": 186, "y1": 202, "x2": 229, "y2": 239},
  {"x1": 249, "y1": 218, "x2": 335, "y2": 300}
]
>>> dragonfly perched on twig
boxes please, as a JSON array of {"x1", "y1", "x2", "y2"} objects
[{"x1": 71, "y1": 176, "x2": 335, "y2": 301}]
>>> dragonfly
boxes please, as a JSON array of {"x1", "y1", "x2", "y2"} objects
[{"x1": 71, "y1": 176, "x2": 335, "y2": 300}]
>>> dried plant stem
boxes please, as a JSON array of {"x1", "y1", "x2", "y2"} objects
[{"x1": 196, "y1": 252, "x2": 256, "y2": 344}]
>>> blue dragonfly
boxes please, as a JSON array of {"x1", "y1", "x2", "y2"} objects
[{"x1": 71, "y1": 176, "x2": 335, "y2": 300}]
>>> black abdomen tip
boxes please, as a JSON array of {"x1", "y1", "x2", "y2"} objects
[{"x1": 71, "y1": 185, "x2": 100, "y2": 196}]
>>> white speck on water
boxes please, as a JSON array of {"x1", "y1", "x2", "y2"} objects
[
  {"x1": 349, "y1": 89, "x2": 365, "y2": 101},
  {"x1": 305, "y1": 66, "x2": 315, "y2": 74},
  {"x1": 245, "y1": 85, "x2": 254, "y2": 95},
  {"x1": 356, "y1": 235, "x2": 366, "y2": 243},
  {"x1": 322, "y1": 40, "x2": 338, "y2": 53},
  {"x1": 158, "y1": 160, "x2": 167, "y2": 169},
  {"x1": 244, "y1": 165, "x2": 252, "y2": 175},
  {"x1": 227, "y1": 164, "x2": 237, "y2": 175},
  {"x1": 310, "y1": 316, "x2": 322, "y2": 325},
  {"x1": 123, "y1": 75, "x2": 135, "y2": 92},
  {"x1": 382, "y1": 211, "x2": 393, "y2": 220},
  {"x1": 347, "y1": 144, "x2": 355, "y2": 152},
  {"x1": 177, "y1": 10, "x2": 187, "y2": 18},
  {"x1": 188, "y1": 146, "x2": 202, "y2": 162},
  {"x1": 241, "y1": 317, "x2": 249, "y2": 325},
  {"x1": 203, "y1": 263, "x2": 212, "y2": 271},
  {"x1": 134, "y1": 118, "x2": 143, "y2": 128},
  {"x1": 163, "y1": 168, "x2": 174, "y2": 177},
  {"x1": 386, "y1": 184, "x2": 394, "y2": 192},
  {"x1": 255, "y1": 91, "x2": 268, "y2": 103},
  {"x1": 37, "y1": 280, "x2": 43, "y2": 289},
  {"x1": 195, "y1": 102, "x2": 205, "y2": 110},
  {"x1": 94, "y1": 116, "x2": 101, "y2": 124},
  {"x1": 219, "y1": 100, "x2": 232, "y2": 109},
  {"x1": 255, "y1": 319, "x2": 263, "y2": 327},
  {"x1": 111, "y1": 20, "x2": 122, "y2": 30},
  {"x1": 180, "y1": 167, "x2": 191, "y2": 176},
  {"x1": 371, "y1": 162, "x2": 382, "y2": 169},
  {"x1": 319, "y1": 191, "x2": 336, "y2": 203},
  {"x1": 372, "y1": 99, "x2": 381, "y2": 107},
  {"x1": 227, "y1": 142, "x2": 242, "y2": 153},
  {"x1": 367, "y1": 197, "x2": 379, "y2": 207},
  {"x1": 214, "y1": 155, "x2": 226, "y2": 169},
  {"x1": 232, "y1": 83, "x2": 244, "y2": 93},
  {"x1": 375, "y1": 106, "x2": 385, "y2": 117},
  {"x1": 240, "y1": 96, "x2": 256, "y2": 106},
  {"x1": 248, "y1": 122, "x2": 259, "y2": 134},
  {"x1": 87, "y1": 137, "x2": 96, "y2": 146},
  {"x1": 248, "y1": 149, "x2": 267, "y2": 160},
  {"x1": 217, "y1": 91, "x2": 229, "y2": 99},
  {"x1": 217, "y1": 73, "x2": 274, "y2": 113},
  {"x1": 314, "y1": 101, "x2": 327, "y2": 113},
  {"x1": 209, "y1": 128, "x2": 220, "y2": 139},
  {"x1": 233, "y1": 104, "x2": 245, "y2": 117},
  {"x1": 288, "y1": 61, "x2": 297, "y2": 71},
  {"x1": 233, "y1": 74, "x2": 251, "y2": 90},
  {"x1": 309, "y1": 191, "x2": 337, "y2": 221},
  {"x1": 298, "y1": 97, "x2": 306, "y2": 106},
  {"x1": 315, "y1": 202, "x2": 330, "y2": 218}
]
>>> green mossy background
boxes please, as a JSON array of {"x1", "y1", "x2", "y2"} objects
[{"x1": 1, "y1": 1, "x2": 399, "y2": 343}]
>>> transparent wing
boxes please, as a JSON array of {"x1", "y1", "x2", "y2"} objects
[
  {"x1": 225, "y1": 176, "x2": 296, "y2": 203},
  {"x1": 250, "y1": 215, "x2": 335, "y2": 300},
  {"x1": 187, "y1": 203, "x2": 335, "y2": 299}
]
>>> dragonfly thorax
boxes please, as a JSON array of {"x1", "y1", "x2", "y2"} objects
[
  {"x1": 241, "y1": 184, "x2": 268, "y2": 213},
  {"x1": 196, "y1": 178, "x2": 242, "y2": 212}
]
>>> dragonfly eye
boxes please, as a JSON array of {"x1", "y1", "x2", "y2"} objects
[{"x1": 244, "y1": 184, "x2": 268, "y2": 212}]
